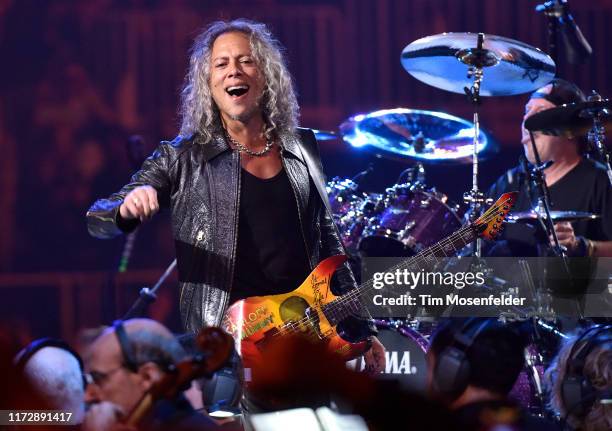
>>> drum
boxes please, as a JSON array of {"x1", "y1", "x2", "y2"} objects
[
  {"x1": 326, "y1": 178, "x2": 364, "y2": 216},
  {"x1": 359, "y1": 184, "x2": 461, "y2": 256},
  {"x1": 354, "y1": 319, "x2": 430, "y2": 393},
  {"x1": 327, "y1": 178, "x2": 384, "y2": 253},
  {"x1": 337, "y1": 193, "x2": 384, "y2": 252}
]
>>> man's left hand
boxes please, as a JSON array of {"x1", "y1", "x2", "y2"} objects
[{"x1": 363, "y1": 336, "x2": 386, "y2": 375}]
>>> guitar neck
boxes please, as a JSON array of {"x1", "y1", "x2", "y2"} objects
[
  {"x1": 324, "y1": 191, "x2": 517, "y2": 324},
  {"x1": 323, "y1": 224, "x2": 480, "y2": 324},
  {"x1": 359, "y1": 223, "x2": 480, "y2": 294}
]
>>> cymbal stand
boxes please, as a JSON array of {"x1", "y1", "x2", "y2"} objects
[
  {"x1": 458, "y1": 33, "x2": 496, "y2": 257},
  {"x1": 527, "y1": 131, "x2": 583, "y2": 317},
  {"x1": 581, "y1": 91, "x2": 612, "y2": 187},
  {"x1": 527, "y1": 131, "x2": 566, "y2": 257}
]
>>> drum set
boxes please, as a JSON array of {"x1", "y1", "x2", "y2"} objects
[
  {"x1": 324, "y1": 31, "x2": 561, "y2": 259},
  {"x1": 320, "y1": 30, "x2": 611, "y2": 416}
]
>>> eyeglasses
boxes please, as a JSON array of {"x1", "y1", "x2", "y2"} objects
[{"x1": 84, "y1": 365, "x2": 125, "y2": 386}]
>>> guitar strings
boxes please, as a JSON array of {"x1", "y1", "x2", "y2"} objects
[
  {"x1": 324, "y1": 195, "x2": 514, "y2": 319},
  {"x1": 271, "y1": 195, "x2": 513, "y2": 338},
  {"x1": 267, "y1": 195, "x2": 514, "y2": 339}
]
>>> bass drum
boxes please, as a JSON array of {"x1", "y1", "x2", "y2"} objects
[
  {"x1": 354, "y1": 319, "x2": 430, "y2": 393},
  {"x1": 359, "y1": 184, "x2": 461, "y2": 257}
]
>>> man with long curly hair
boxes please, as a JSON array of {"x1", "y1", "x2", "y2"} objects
[
  {"x1": 545, "y1": 325, "x2": 611, "y2": 431},
  {"x1": 87, "y1": 19, "x2": 384, "y2": 408}
]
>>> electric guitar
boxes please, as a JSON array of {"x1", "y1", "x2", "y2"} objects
[{"x1": 222, "y1": 192, "x2": 517, "y2": 383}]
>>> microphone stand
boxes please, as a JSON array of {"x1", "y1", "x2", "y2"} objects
[
  {"x1": 121, "y1": 259, "x2": 177, "y2": 320},
  {"x1": 537, "y1": 0, "x2": 562, "y2": 63},
  {"x1": 537, "y1": 0, "x2": 592, "y2": 64}
]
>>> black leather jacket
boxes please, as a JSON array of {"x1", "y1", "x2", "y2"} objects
[{"x1": 87, "y1": 128, "x2": 374, "y2": 337}]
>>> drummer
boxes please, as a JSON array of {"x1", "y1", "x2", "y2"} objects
[{"x1": 486, "y1": 78, "x2": 612, "y2": 258}]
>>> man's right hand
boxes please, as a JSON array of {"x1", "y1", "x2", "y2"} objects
[{"x1": 119, "y1": 185, "x2": 159, "y2": 221}]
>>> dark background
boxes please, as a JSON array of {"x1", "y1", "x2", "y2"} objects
[{"x1": 0, "y1": 0, "x2": 610, "y2": 343}]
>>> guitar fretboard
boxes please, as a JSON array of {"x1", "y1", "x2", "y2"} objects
[{"x1": 322, "y1": 223, "x2": 480, "y2": 325}]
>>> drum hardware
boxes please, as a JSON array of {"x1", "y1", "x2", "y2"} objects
[
  {"x1": 584, "y1": 93, "x2": 612, "y2": 186},
  {"x1": 401, "y1": 32, "x2": 555, "y2": 257},
  {"x1": 507, "y1": 210, "x2": 600, "y2": 224},
  {"x1": 526, "y1": 129, "x2": 571, "y2": 260},
  {"x1": 397, "y1": 162, "x2": 426, "y2": 185},
  {"x1": 510, "y1": 344, "x2": 546, "y2": 416},
  {"x1": 419, "y1": 196, "x2": 432, "y2": 209}
]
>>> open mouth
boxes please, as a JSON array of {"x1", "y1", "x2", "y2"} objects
[{"x1": 226, "y1": 85, "x2": 249, "y2": 98}]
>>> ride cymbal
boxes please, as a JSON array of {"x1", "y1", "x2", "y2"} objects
[{"x1": 401, "y1": 32, "x2": 555, "y2": 96}]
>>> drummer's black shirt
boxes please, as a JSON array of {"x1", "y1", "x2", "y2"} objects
[
  {"x1": 230, "y1": 167, "x2": 311, "y2": 304},
  {"x1": 486, "y1": 158, "x2": 612, "y2": 256}
]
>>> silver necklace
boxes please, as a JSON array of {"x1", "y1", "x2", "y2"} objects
[{"x1": 224, "y1": 130, "x2": 273, "y2": 157}]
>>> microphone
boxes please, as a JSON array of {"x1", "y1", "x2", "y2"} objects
[{"x1": 536, "y1": 1, "x2": 592, "y2": 64}]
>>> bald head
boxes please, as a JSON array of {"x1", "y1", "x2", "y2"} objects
[
  {"x1": 87, "y1": 318, "x2": 185, "y2": 372},
  {"x1": 22, "y1": 346, "x2": 85, "y2": 423}
]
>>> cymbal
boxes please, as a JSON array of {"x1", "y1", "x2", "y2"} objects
[
  {"x1": 507, "y1": 210, "x2": 600, "y2": 224},
  {"x1": 401, "y1": 32, "x2": 556, "y2": 96},
  {"x1": 339, "y1": 108, "x2": 491, "y2": 162},
  {"x1": 311, "y1": 129, "x2": 338, "y2": 141},
  {"x1": 524, "y1": 99, "x2": 612, "y2": 137}
]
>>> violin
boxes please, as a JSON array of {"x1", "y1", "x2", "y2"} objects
[{"x1": 124, "y1": 327, "x2": 234, "y2": 426}]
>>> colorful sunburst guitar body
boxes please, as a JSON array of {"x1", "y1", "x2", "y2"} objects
[{"x1": 222, "y1": 192, "x2": 517, "y2": 383}]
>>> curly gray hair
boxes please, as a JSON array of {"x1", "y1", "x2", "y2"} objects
[
  {"x1": 179, "y1": 19, "x2": 299, "y2": 143},
  {"x1": 544, "y1": 329, "x2": 612, "y2": 431}
]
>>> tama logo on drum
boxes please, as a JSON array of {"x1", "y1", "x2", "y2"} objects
[
  {"x1": 385, "y1": 350, "x2": 417, "y2": 375},
  {"x1": 359, "y1": 350, "x2": 417, "y2": 375}
]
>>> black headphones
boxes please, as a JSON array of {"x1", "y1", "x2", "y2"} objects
[
  {"x1": 15, "y1": 337, "x2": 86, "y2": 389},
  {"x1": 432, "y1": 318, "x2": 494, "y2": 396},
  {"x1": 561, "y1": 324, "x2": 612, "y2": 418},
  {"x1": 112, "y1": 320, "x2": 139, "y2": 372}
]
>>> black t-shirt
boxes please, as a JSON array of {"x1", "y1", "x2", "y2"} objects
[
  {"x1": 487, "y1": 158, "x2": 612, "y2": 257},
  {"x1": 230, "y1": 168, "x2": 311, "y2": 304}
]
